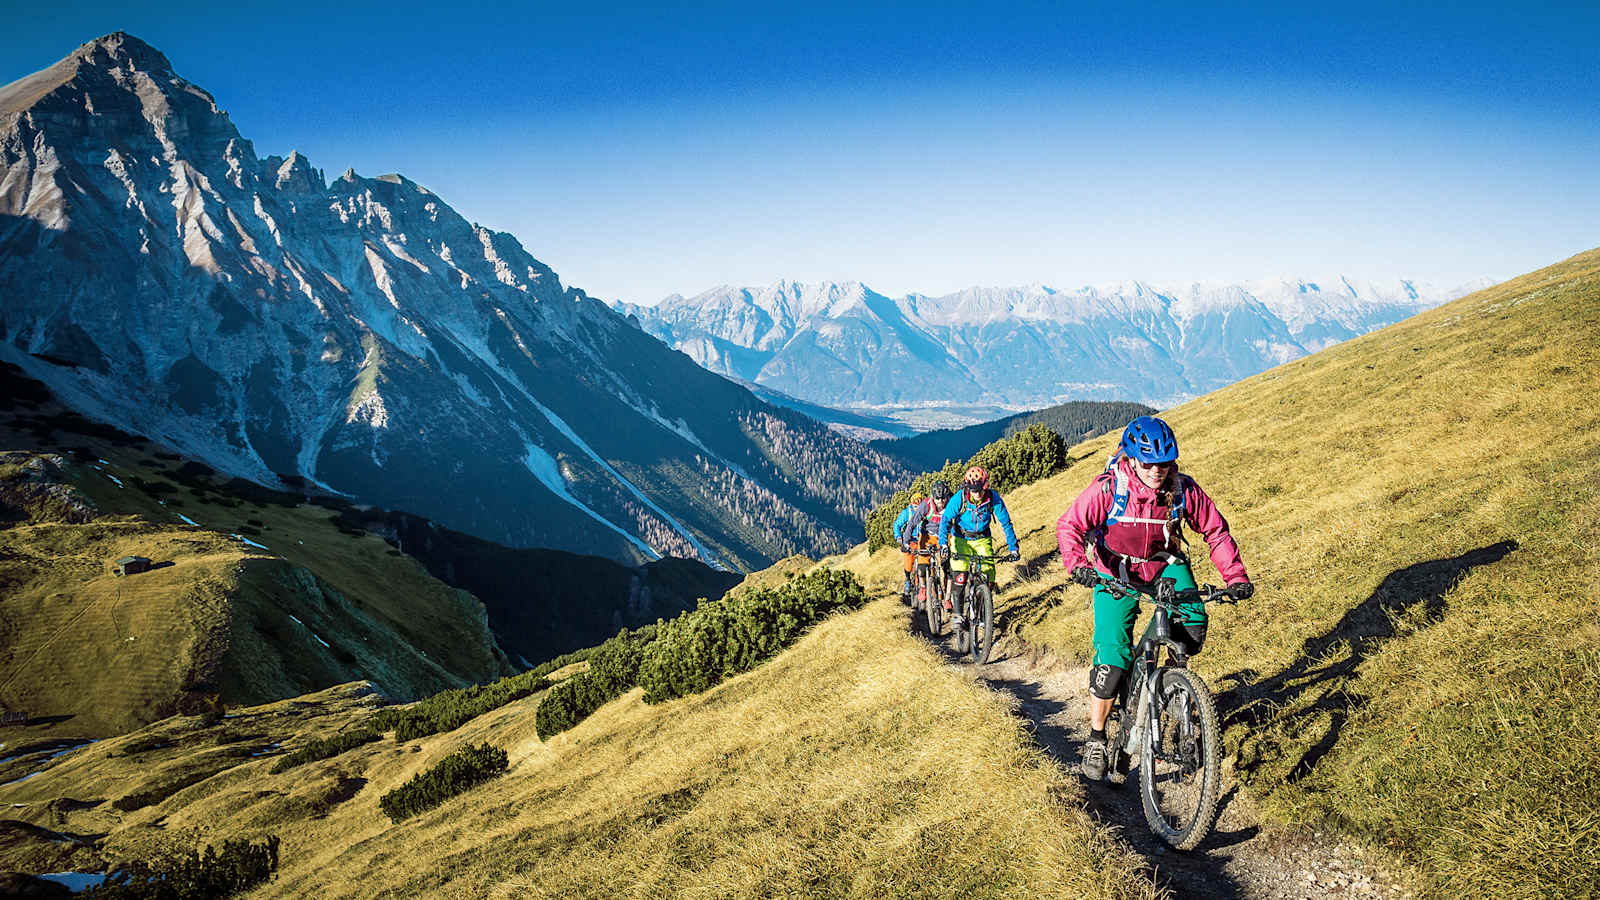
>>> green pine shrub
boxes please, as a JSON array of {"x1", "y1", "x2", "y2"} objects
[
  {"x1": 270, "y1": 728, "x2": 381, "y2": 773},
  {"x1": 533, "y1": 570, "x2": 866, "y2": 738},
  {"x1": 372, "y1": 637, "x2": 630, "y2": 744},
  {"x1": 534, "y1": 629, "x2": 648, "y2": 740},
  {"x1": 372, "y1": 670, "x2": 545, "y2": 743},
  {"x1": 83, "y1": 835, "x2": 280, "y2": 899},
  {"x1": 377, "y1": 742, "x2": 508, "y2": 823},
  {"x1": 638, "y1": 568, "x2": 868, "y2": 704},
  {"x1": 865, "y1": 424, "x2": 1067, "y2": 553}
]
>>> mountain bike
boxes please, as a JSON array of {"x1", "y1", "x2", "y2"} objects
[
  {"x1": 944, "y1": 549, "x2": 1017, "y2": 664},
  {"x1": 911, "y1": 547, "x2": 948, "y2": 635},
  {"x1": 1093, "y1": 573, "x2": 1237, "y2": 850}
]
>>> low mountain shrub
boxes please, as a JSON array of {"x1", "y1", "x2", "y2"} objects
[
  {"x1": 534, "y1": 629, "x2": 648, "y2": 739},
  {"x1": 638, "y1": 568, "x2": 867, "y2": 705},
  {"x1": 372, "y1": 639, "x2": 622, "y2": 744},
  {"x1": 377, "y1": 742, "x2": 507, "y2": 822},
  {"x1": 83, "y1": 835, "x2": 279, "y2": 899},
  {"x1": 372, "y1": 671, "x2": 545, "y2": 743},
  {"x1": 865, "y1": 424, "x2": 1067, "y2": 552},
  {"x1": 270, "y1": 728, "x2": 380, "y2": 773}
]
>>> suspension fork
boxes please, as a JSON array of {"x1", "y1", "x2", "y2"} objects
[{"x1": 1121, "y1": 647, "x2": 1158, "y2": 758}]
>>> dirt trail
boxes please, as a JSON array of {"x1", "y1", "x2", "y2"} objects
[{"x1": 920, "y1": 612, "x2": 1411, "y2": 900}]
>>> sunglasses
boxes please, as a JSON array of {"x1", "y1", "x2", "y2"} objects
[{"x1": 1133, "y1": 459, "x2": 1176, "y2": 470}]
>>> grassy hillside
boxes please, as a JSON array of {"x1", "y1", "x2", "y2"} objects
[
  {"x1": 0, "y1": 361, "x2": 746, "y2": 739},
  {"x1": 4, "y1": 249, "x2": 1593, "y2": 898},
  {"x1": 0, "y1": 601, "x2": 1159, "y2": 898},
  {"x1": 840, "y1": 248, "x2": 1600, "y2": 898},
  {"x1": 0, "y1": 367, "x2": 517, "y2": 738}
]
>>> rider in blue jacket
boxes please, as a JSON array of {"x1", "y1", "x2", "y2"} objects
[
  {"x1": 892, "y1": 491, "x2": 925, "y2": 599},
  {"x1": 936, "y1": 466, "x2": 1020, "y2": 629}
]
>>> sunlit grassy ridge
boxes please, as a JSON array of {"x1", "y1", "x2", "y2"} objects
[
  {"x1": 842, "y1": 248, "x2": 1600, "y2": 898},
  {"x1": 0, "y1": 602, "x2": 1158, "y2": 898},
  {"x1": 0, "y1": 385, "x2": 513, "y2": 738}
]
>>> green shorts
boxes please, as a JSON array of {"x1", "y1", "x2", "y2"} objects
[
  {"x1": 949, "y1": 535, "x2": 995, "y2": 581},
  {"x1": 1090, "y1": 558, "x2": 1208, "y2": 670}
]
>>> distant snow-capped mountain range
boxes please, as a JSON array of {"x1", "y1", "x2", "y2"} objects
[
  {"x1": 0, "y1": 33, "x2": 907, "y2": 570},
  {"x1": 617, "y1": 275, "x2": 1493, "y2": 416}
]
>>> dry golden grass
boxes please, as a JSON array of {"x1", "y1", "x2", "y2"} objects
[
  {"x1": 839, "y1": 248, "x2": 1600, "y2": 898},
  {"x1": 0, "y1": 417, "x2": 511, "y2": 739},
  {"x1": 0, "y1": 602, "x2": 1159, "y2": 898},
  {"x1": 7, "y1": 250, "x2": 1596, "y2": 898}
]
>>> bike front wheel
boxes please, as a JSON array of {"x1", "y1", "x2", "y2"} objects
[
  {"x1": 1138, "y1": 666, "x2": 1221, "y2": 851},
  {"x1": 924, "y1": 575, "x2": 943, "y2": 636},
  {"x1": 954, "y1": 584, "x2": 970, "y2": 654},
  {"x1": 969, "y1": 580, "x2": 994, "y2": 664}
]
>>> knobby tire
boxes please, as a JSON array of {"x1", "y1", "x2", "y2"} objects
[
  {"x1": 970, "y1": 580, "x2": 994, "y2": 664},
  {"x1": 915, "y1": 567, "x2": 934, "y2": 628},
  {"x1": 1138, "y1": 666, "x2": 1221, "y2": 851},
  {"x1": 954, "y1": 580, "x2": 971, "y2": 655},
  {"x1": 924, "y1": 570, "x2": 943, "y2": 636}
]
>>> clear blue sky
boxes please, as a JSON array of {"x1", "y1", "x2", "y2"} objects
[{"x1": 5, "y1": 1, "x2": 1598, "y2": 303}]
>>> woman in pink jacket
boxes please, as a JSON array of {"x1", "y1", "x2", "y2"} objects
[{"x1": 1055, "y1": 415, "x2": 1253, "y2": 781}]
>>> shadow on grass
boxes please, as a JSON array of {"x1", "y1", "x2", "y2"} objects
[{"x1": 1218, "y1": 540, "x2": 1518, "y2": 783}]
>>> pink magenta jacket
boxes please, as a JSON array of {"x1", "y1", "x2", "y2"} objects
[{"x1": 1056, "y1": 457, "x2": 1249, "y2": 585}]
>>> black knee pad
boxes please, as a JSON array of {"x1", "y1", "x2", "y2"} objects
[
  {"x1": 1089, "y1": 664, "x2": 1125, "y2": 700},
  {"x1": 1177, "y1": 621, "x2": 1207, "y2": 656}
]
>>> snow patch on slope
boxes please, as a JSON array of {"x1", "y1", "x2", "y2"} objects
[
  {"x1": 521, "y1": 438, "x2": 659, "y2": 559},
  {"x1": 526, "y1": 397, "x2": 724, "y2": 568}
]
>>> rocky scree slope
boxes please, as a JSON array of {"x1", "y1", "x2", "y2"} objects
[{"x1": 0, "y1": 33, "x2": 906, "y2": 571}]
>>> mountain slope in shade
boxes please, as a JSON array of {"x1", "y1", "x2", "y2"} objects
[
  {"x1": 0, "y1": 33, "x2": 907, "y2": 570},
  {"x1": 619, "y1": 276, "x2": 1492, "y2": 417}
]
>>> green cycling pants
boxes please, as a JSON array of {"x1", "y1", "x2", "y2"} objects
[{"x1": 1091, "y1": 558, "x2": 1208, "y2": 670}]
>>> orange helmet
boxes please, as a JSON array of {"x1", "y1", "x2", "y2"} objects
[{"x1": 962, "y1": 466, "x2": 989, "y2": 491}]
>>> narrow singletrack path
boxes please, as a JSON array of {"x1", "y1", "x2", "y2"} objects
[{"x1": 918, "y1": 611, "x2": 1412, "y2": 900}]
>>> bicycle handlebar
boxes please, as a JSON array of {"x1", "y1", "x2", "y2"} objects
[
  {"x1": 945, "y1": 548, "x2": 1021, "y2": 563},
  {"x1": 1090, "y1": 573, "x2": 1236, "y2": 606}
]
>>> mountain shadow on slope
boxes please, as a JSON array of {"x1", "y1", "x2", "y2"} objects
[{"x1": 330, "y1": 506, "x2": 743, "y2": 666}]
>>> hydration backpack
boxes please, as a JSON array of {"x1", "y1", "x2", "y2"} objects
[{"x1": 1096, "y1": 451, "x2": 1188, "y2": 559}]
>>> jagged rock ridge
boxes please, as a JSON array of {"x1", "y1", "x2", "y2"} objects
[
  {"x1": 618, "y1": 276, "x2": 1492, "y2": 413},
  {"x1": 0, "y1": 33, "x2": 908, "y2": 570}
]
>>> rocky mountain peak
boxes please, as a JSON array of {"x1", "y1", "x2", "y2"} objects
[
  {"x1": 0, "y1": 34, "x2": 907, "y2": 571},
  {"x1": 264, "y1": 150, "x2": 326, "y2": 194},
  {"x1": 75, "y1": 32, "x2": 177, "y2": 77}
]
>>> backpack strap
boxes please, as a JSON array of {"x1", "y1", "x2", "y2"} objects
[
  {"x1": 951, "y1": 489, "x2": 993, "y2": 540},
  {"x1": 1096, "y1": 466, "x2": 1190, "y2": 567}
]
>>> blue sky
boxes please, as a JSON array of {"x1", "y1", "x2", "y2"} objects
[{"x1": 4, "y1": 0, "x2": 1597, "y2": 303}]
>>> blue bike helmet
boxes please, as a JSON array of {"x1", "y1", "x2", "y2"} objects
[{"x1": 1120, "y1": 416, "x2": 1179, "y2": 463}]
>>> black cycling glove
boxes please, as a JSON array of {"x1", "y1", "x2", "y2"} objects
[
  {"x1": 1071, "y1": 566, "x2": 1099, "y2": 587},
  {"x1": 1226, "y1": 582, "x2": 1254, "y2": 601}
]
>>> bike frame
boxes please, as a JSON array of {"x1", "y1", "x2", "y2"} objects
[
  {"x1": 946, "y1": 549, "x2": 1000, "y2": 606},
  {"x1": 1101, "y1": 577, "x2": 1228, "y2": 762}
]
